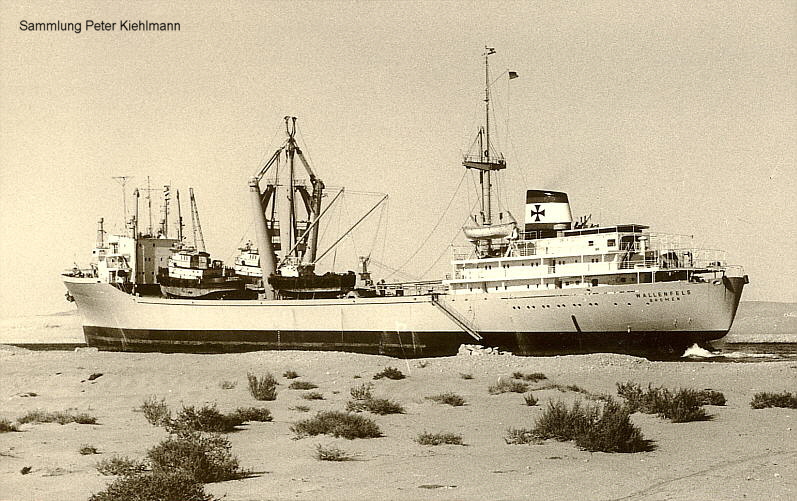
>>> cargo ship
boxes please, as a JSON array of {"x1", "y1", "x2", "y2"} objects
[{"x1": 62, "y1": 49, "x2": 747, "y2": 357}]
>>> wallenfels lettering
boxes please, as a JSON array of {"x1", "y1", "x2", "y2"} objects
[
  {"x1": 635, "y1": 290, "x2": 691, "y2": 299},
  {"x1": 19, "y1": 20, "x2": 181, "y2": 33}
]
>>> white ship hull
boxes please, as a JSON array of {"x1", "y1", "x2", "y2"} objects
[{"x1": 63, "y1": 275, "x2": 746, "y2": 357}]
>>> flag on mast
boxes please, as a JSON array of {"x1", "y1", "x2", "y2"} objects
[{"x1": 508, "y1": 71, "x2": 519, "y2": 79}]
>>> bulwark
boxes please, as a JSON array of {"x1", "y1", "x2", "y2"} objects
[{"x1": 120, "y1": 20, "x2": 180, "y2": 31}]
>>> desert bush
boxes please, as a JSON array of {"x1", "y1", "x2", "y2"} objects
[
  {"x1": 292, "y1": 405, "x2": 310, "y2": 412},
  {"x1": 489, "y1": 379, "x2": 529, "y2": 394},
  {"x1": 302, "y1": 392, "x2": 324, "y2": 400},
  {"x1": 617, "y1": 383, "x2": 710, "y2": 422},
  {"x1": 573, "y1": 400, "x2": 652, "y2": 453},
  {"x1": 96, "y1": 456, "x2": 149, "y2": 476},
  {"x1": 373, "y1": 367, "x2": 405, "y2": 380},
  {"x1": 0, "y1": 418, "x2": 19, "y2": 432},
  {"x1": 532, "y1": 399, "x2": 653, "y2": 453},
  {"x1": 523, "y1": 393, "x2": 538, "y2": 406},
  {"x1": 283, "y1": 370, "x2": 300, "y2": 379},
  {"x1": 141, "y1": 396, "x2": 172, "y2": 427},
  {"x1": 172, "y1": 405, "x2": 229, "y2": 432},
  {"x1": 459, "y1": 373, "x2": 474, "y2": 380},
  {"x1": 750, "y1": 391, "x2": 797, "y2": 409},
  {"x1": 291, "y1": 411, "x2": 382, "y2": 439},
  {"x1": 88, "y1": 471, "x2": 214, "y2": 501},
  {"x1": 663, "y1": 390, "x2": 710, "y2": 423},
  {"x1": 504, "y1": 427, "x2": 541, "y2": 445},
  {"x1": 426, "y1": 393, "x2": 466, "y2": 407},
  {"x1": 350, "y1": 382, "x2": 374, "y2": 401},
  {"x1": 165, "y1": 404, "x2": 243, "y2": 434},
  {"x1": 513, "y1": 371, "x2": 547, "y2": 382},
  {"x1": 229, "y1": 407, "x2": 273, "y2": 422},
  {"x1": 17, "y1": 409, "x2": 96, "y2": 425},
  {"x1": 346, "y1": 397, "x2": 405, "y2": 415},
  {"x1": 315, "y1": 444, "x2": 354, "y2": 461},
  {"x1": 696, "y1": 389, "x2": 726, "y2": 406},
  {"x1": 147, "y1": 432, "x2": 246, "y2": 483},
  {"x1": 415, "y1": 432, "x2": 463, "y2": 446},
  {"x1": 532, "y1": 400, "x2": 592, "y2": 441},
  {"x1": 247, "y1": 372, "x2": 278, "y2": 401},
  {"x1": 289, "y1": 381, "x2": 319, "y2": 390},
  {"x1": 79, "y1": 444, "x2": 99, "y2": 455},
  {"x1": 218, "y1": 380, "x2": 236, "y2": 390}
]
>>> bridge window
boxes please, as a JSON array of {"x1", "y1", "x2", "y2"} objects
[{"x1": 607, "y1": 239, "x2": 616, "y2": 247}]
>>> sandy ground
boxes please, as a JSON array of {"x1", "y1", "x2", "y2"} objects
[{"x1": 0, "y1": 348, "x2": 794, "y2": 501}]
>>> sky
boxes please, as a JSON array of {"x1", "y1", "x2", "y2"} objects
[{"x1": 0, "y1": 0, "x2": 794, "y2": 317}]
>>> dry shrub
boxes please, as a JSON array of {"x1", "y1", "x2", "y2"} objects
[
  {"x1": 315, "y1": 444, "x2": 354, "y2": 461},
  {"x1": 141, "y1": 396, "x2": 172, "y2": 427},
  {"x1": 350, "y1": 383, "x2": 374, "y2": 401},
  {"x1": 147, "y1": 432, "x2": 246, "y2": 483},
  {"x1": 504, "y1": 427, "x2": 541, "y2": 445},
  {"x1": 289, "y1": 381, "x2": 319, "y2": 390},
  {"x1": 166, "y1": 404, "x2": 243, "y2": 434},
  {"x1": 532, "y1": 399, "x2": 654, "y2": 453},
  {"x1": 229, "y1": 407, "x2": 272, "y2": 422},
  {"x1": 523, "y1": 393, "x2": 538, "y2": 406},
  {"x1": 513, "y1": 371, "x2": 547, "y2": 382},
  {"x1": 750, "y1": 391, "x2": 797, "y2": 409},
  {"x1": 426, "y1": 393, "x2": 466, "y2": 407},
  {"x1": 291, "y1": 411, "x2": 382, "y2": 439},
  {"x1": 373, "y1": 367, "x2": 405, "y2": 380},
  {"x1": 345, "y1": 397, "x2": 404, "y2": 415},
  {"x1": 415, "y1": 432, "x2": 464, "y2": 446},
  {"x1": 0, "y1": 418, "x2": 19, "y2": 432},
  {"x1": 459, "y1": 373, "x2": 474, "y2": 380},
  {"x1": 96, "y1": 456, "x2": 149, "y2": 476},
  {"x1": 489, "y1": 379, "x2": 529, "y2": 395},
  {"x1": 301, "y1": 392, "x2": 324, "y2": 401},
  {"x1": 17, "y1": 409, "x2": 96, "y2": 425},
  {"x1": 79, "y1": 444, "x2": 99, "y2": 455},
  {"x1": 88, "y1": 471, "x2": 215, "y2": 501},
  {"x1": 283, "y1": 370, "x2": 300, "y2": 379},
  {"x1": 218, "y1": 380, "x2": 236, "y2": 390},
  {"x1": 247, "y1": 372, "x2": 278, "y2": 401},
  {"x1": 617, "y1": 382, "x2": 712, "y2": 422}
]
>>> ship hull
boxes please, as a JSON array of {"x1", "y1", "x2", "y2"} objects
[{"x1": 64, "y1": 276, "x2": 746, "y2": 357}]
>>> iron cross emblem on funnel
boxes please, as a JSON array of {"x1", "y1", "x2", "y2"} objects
[{"x1": 530, "y1": 204, "x2": 545, "y2": 222}]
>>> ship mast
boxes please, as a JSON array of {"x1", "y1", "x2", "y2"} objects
[
  {"x1": 175, "y1": 189, "x2": 184, "y2": 243},
  {"x1": 463, "y1": 47, "x2": 506, "y2": 255}
]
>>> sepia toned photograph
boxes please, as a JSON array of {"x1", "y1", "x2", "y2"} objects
[{"x1": 1, "y1": 1, "x2": 794, "y2": 500}]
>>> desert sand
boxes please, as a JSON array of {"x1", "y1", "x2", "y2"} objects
[{"x1": 0, "y1": 347, "x2": 794, "y2": 501}]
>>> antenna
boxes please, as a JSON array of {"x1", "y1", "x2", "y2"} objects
[
  {"x1": 139, "y1": 176, "x2": 160, "y2": 236},
  {"x1": 112, "y1": 176, "x2": 133, "y2": 225}
]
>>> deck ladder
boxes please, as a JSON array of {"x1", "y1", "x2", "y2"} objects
[{"x1": 430, "y1": 294, "x2": 483, "y2": 341}]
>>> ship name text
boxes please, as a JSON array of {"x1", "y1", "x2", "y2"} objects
[{"x1": 636, "y1": 290, "x2": 691, "y2": 299}]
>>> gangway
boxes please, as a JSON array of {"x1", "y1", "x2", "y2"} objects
[{"x1": 430, "y1": 294, "x2": 483, "y2": 341}]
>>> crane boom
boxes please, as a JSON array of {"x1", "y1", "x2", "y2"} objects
[{"x1": 189, "y1": 188, "x2": 206, "y2": 252}]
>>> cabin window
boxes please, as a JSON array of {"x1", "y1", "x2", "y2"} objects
[
  {"x1": 591, "y1": 279, "x2": 599, "y2": 287},
  {"x1": 607, "y1": 239, "x2": 616, "y2": 247},
  {"x1": 588, "y1": 241, "x2": 594, "y2": 246}
]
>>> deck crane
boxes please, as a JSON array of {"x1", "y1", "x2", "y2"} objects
[
  {"x1": 248, "y1": 116, "x2": 325, "y2": 297},
  {"x1": 189, "y1": 188, "x2": 206, "y2": 252}
]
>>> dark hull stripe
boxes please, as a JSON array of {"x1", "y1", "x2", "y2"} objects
[{"x1": 84, "y1": 326, "x2": 728, "y2": 358}]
